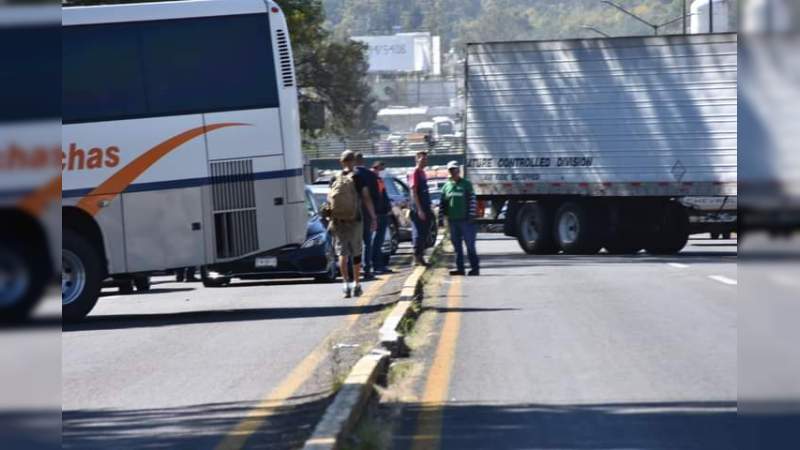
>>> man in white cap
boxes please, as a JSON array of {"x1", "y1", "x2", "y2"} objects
[{"x1": 439, "y1": 160, "x2": 480, "y2": 276}]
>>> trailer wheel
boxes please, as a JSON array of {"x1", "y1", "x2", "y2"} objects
[
  {"x1": 516, "y1": 203, "x2": 557, "y2": 254},
  {"x1": 645, "y1": 203, "x2": 689, "y2": 255},
  {"x1": 554, "y1": 202, "x2": 602, "y2": 254},
  {"x1": 63, "y1": 229, "x2": 103, "y2": 322}
]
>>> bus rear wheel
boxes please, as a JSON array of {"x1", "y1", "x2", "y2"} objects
[
  {"x1": 63, "y1": 229, "x2": 103, "y2": 323},
  {"x1": 0, "y1": 240, "x2": 47, "y2": 322}
]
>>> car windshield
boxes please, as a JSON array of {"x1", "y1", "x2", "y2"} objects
[
  {"x1": 305, "y1": 190, "x2": 317, "y2": 217},
  {"x1": 437, "y1": 122, "x2": 454, "y2": 135}
]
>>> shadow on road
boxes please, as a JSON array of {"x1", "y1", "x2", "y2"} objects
[
  {"x1": 474, "y1": 251, "x2": 737, "y2": 270},
  {"x1": 99, "y1": 287, "x2": 197, "y2": 298},
  {"x1": 62, "y1": 392, "x2": 334, "y2": 450},
  {"x1": 392, "y1": 401, "x2": 738, "y2": 450},
  {"x1": 63, "y1": 303, "x2": 389, "y2": 332}
]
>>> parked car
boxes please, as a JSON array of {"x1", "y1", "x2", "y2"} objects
[{"x1": 200, "y1": 187, "x2": 338, "y2": 286}]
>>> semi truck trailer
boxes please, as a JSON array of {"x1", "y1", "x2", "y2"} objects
[{"x1": 465, "y1": 33, "x2": 737, "y2": 254}]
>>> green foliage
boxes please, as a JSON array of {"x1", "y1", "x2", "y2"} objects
[
  {"x1": 279, "y1": 0, "x2": 376, "y2": 138},
  {"x1": 324, "y1": 0, "x2": 696, "y2": 48}
]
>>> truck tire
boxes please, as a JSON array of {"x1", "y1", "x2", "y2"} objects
[
  {"x1": 63, "y1": 229, "x2": 104, "y2": 323},
  {"x1": 516, "y1": 203, "x2": 557, "y2": 254},
  {"x1": 645, "y1": 203, "x2": 689, "y2": 255},
  {"x1": 0, "y1": 240, "x2": 48, "y2": 322},
  {"x1": 554, "y1": 202, "x2": 602, "y2": 254}
]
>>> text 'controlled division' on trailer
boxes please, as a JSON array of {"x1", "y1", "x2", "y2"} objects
[
  {"x1": 465, "y1": 33, "x2": 737, "y2": 255},
  {"x1": 62, "y1": 0, "x2": 306, "y2": 321}
]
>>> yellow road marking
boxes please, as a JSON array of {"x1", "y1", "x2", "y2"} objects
[
  {"x1": 215, "y1": 276, "x2": 392, "y2": 450},
  {"x1": 411, "y1": 276, "x2": 462, "y2": 450}
]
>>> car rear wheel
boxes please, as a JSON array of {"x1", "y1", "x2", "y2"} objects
[
  {"x1": 315, "y1": 242, "x2": 338, "y2": 283},
  {"x1": 201, "y1": 267, "x2": 231, "y2": 288}
]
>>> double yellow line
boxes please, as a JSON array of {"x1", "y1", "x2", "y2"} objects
[{"x1": 411, "y1": 276, "x2": 463, "y2": 450}]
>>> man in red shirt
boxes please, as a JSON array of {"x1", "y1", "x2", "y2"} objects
[{"x1": 410, "y1": 150, "x2": 433, "y2": 266}]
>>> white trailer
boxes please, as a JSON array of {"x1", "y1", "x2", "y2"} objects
[{"x1": 465, "y1": 33, "x2": 737, "y2": 254}]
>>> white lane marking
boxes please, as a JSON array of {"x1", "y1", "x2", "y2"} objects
[
  {"x1": 709, "y1": 275, "x2": 737, "y2": 286},
  {"x1": 668, "y1": 263, "x2": 690, "y2": 269}
]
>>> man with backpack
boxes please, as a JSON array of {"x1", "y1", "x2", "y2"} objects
[{"x1": 326, "y1": 150, "x2": 377, "y2": 298}]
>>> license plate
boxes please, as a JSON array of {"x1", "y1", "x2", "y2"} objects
[{"x1": 255, "y1": 257, "x2": 277, "y2": 268}]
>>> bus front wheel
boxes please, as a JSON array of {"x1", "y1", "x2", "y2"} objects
[{"x1": 63, "y1": 229, "x2": 103, "y2": 323}]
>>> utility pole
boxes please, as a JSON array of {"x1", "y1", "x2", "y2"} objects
[
  {"x1": 683, "y1": 0, "x2": 687, "y2": 34},
  {"x1": 600, "y1": 0, "x2": 690, "y2": 36},
  {"x1": 581, "y1": 25, "x2": 612, "y2": 38}
]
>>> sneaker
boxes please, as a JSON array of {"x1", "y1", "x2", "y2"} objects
[
  {"x1": 375, "y1": 267, "x2": 394, "y2": 274},
  {"x1": 343, "y1": 287, "x2": 352, "y2": 299},
  {"x1": 362, "y1": 272, "x2": 376, "y2": 281},
  {"x1": 353, "y1": 285, "x2": 363, "y2": 297},
  {"x1": 449, "y1": 270, "x2": 466, "y2": 276},
  {"x1": 468, "y1": 269, "x2": 480, "y2": 277}
]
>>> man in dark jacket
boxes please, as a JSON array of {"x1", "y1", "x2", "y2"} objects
[
  {"x1": 410, "y1": 150, "x2": 433, "y2": 266},
  {"x1": 354, "y1": 152, "x2": 381, "y2": 280},
  {"x1": 439, "y1": 160, "x2": 480, "y2": 276},
  {"x1": 371, "y1": 161, "x2": 393, "y2": 274}
]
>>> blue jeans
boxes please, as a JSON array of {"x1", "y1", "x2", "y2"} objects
[
  {"x1": 362, "y1": 213, "x2": 374, "y2": 273},
  {"x1": 449, "y1": 219, "x2": 479, "y2": 272},
  {"x1": 372, "y1": 214, "x2": 389, "y2": 270},
  {"x1": 411, "y1": 209, "x2": 432, "y2": 258}
]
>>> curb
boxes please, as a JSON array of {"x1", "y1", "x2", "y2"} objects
[
  {"x1": 301, "y1": 233, "x2": 447, "y2": 450},
  {"x1": 380, "y1": 234, "x2": 446, "y2": 356},
  {"x1": 302, "y1": 349, "x2": 390, "y2": 450}
]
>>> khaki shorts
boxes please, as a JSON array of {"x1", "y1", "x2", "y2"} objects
[{"x1": 331, "y1": 220, "x2": 363, "y2": 258}]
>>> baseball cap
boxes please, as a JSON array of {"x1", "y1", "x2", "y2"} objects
[{"x1": 446, "y1": 160, "x2": 460, "y2": 170}]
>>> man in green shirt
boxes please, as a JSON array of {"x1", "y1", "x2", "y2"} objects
[{"x1": 439, "y1": 161, "x2": 480, "y2": 276}]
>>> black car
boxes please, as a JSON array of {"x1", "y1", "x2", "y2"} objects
[{"x1": 200, "y1": 187, "x2": 337, "y2": 286}]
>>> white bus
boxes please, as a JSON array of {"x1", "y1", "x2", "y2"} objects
[
  {"x1": 62, "y1": 0, "x2": 307, "y2": 321},
  {"x1": 0, "y1": 6, "x2": 60, "y2": 322}
]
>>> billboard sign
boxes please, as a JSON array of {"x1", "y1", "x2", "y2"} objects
[{"x1": 353, "y1": 34, "x2": 417, "y2": 73}]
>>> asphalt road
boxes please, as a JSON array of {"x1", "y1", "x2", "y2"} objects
[
  {"x1": 62, "y1": 246, "x2": 414, "y2": 450},
  {"x1": 396, "y1": 234, "x2": 738, "y2": 450}
]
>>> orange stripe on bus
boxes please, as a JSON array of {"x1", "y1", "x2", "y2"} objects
[
  {"x1": 76, "y1": 123, "x2": 247, "y2": 216},
  {"x1": 18, "y1": 175, "x2": 62, "y2": 217}
]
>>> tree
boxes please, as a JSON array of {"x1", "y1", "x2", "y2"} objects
[{"x1": 280, "y1": 0, "x2": 376, "y2": 139}]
